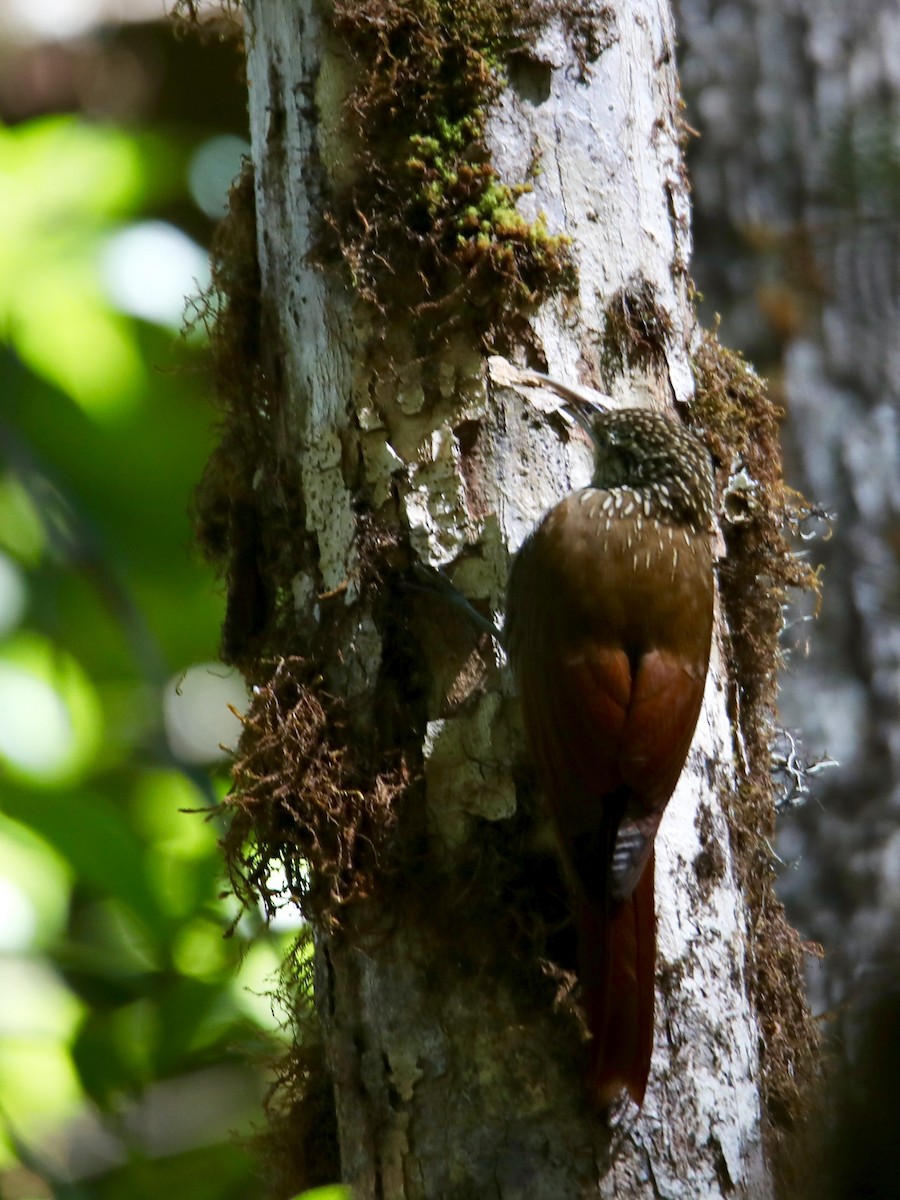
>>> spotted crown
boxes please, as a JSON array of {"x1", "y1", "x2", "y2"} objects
[{"x1": 587, "y1": 408, "x2": 716, "y2": 533}]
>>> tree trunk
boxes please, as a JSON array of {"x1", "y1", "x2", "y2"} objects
[{"x1": 201, "y1": 0, "x2": 818, "y2": 1194}]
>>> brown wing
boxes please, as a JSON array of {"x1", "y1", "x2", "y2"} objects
[
  {"x1": 519, "y1": 637, "x2": 706, "y2": 897},
  {"x1": 610, "y1": 647, "x2": 708, "y2": 897},
  {"x1": 518, "y1": 642, "x2": 629, "y2": 842}
]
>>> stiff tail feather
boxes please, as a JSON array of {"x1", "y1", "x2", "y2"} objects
[{"x1": 578, "y1": 848, "x2": 657, "y2": 1108}]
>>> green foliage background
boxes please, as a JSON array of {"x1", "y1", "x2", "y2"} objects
[{"x1": 0, "y1": 22, "x2": 342, "y2": 1200}]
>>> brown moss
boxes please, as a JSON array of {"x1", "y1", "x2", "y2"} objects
[
  {"x1": 691, "y1": 327, "x2": 823, "y2": 1192},
  {"x1": 170, "y1": 0, "x2": 242, "y2": 42},
  {"x1": 600, "y1": 278, "x2": 674, "y2": 380},
  {"x1": 185, "y1": 160, "x2": 260, "y2": 428},
  {"x1": 222, "y1": 657, "x2": 408, "y2": 930},
  {"x1": 693, "y1": 802, "x2": 726, "y2": 900},
  {"x1": 260, "y1": 1043, "x2": 340, "y2": 1200},
  {"x1": 691, "y1": 329, "x2": 820, "y2": 738}
]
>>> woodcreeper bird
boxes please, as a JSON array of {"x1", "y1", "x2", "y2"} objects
[{"x1": 505, "y1": 406, "x2": 716, "y2": 1108}]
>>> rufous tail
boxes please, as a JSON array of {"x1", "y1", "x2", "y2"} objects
[{"x1": 578, "y1": 849, "x2": 656, "y2": 1108}]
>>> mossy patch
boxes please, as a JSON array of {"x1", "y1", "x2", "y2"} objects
[
  {"x1": 691, "y1": 327, "x2": 823, "y2": 1192},
  {"x1": 600, "y1": 278, "x2": 674, "y2": 379},
  {"x1": 327, "y1": 0, "x2": 591, "y2": 349},
  {"x1": 189, "y1": 162, "x2": 347, "y2": 668}
]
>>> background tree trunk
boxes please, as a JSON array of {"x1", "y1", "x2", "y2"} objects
[
  {"x1": 205, "y1": 0, "x2": 818, "y2": 1194},
  {"x1": 676, "y1": 0, "x2": 900, "y2": 1019}
]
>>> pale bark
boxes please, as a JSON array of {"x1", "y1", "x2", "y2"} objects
[{"x1": 241, "y1": 0, "x2": 774, "y2": 1195}]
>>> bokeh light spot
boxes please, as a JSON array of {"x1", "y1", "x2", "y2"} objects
[
  {"x1": 101, "y1": 220, "x2": 211, "y2": 329},
  {"x1": 188, "y1": 135, "x2": 250, "y2": 219},
  {"x1": 163, "y1": 664, "x2": 247, "y2": 765}
]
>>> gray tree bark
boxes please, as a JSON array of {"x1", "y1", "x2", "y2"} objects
[{"x1": 223, "y1": 0, "x2": 802, "y2": 1194}]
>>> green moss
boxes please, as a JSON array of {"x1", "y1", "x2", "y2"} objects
[{"x1": 329, "y1": 0, "x2": 583, "y2": 348}]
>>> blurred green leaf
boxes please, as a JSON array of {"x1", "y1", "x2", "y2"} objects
[
  {"x1": 72, "y1": 1008, "x2": 141, "y2": 1106},
  {"x1": 0, "y1": 632, "x2": 102, "y2": 785},
  {"x1": 13, "y1": 267, "x2": 145, "y2": 417},
  {"x1": 0, "y1": 474, "x2": 46, "y2": 564},
  {"x1": 2, "y1": 787, "x2": 160, "y2": 929},
  {"x1": 0, "y1": 116, "x2": 144, "y2": 253},
  {"x1": 0, "y1": 1036, "x2": 82, "y2": 1130},
  {"x1": 0, "y1": 117, "x2": 184, "y2": 420},
  {"x1": 90, "y1": 1142, "x2": 257, "y2": 1200},
  {"x1": 0, "y1": 814, "x2": 71, "y2": 946},
  {"x1": 0, "y1": 33, "x2": 269, "y2": 1200},
  {"x1": 155, "y1": 978, "x2": 226, "y2": 1070},
  {"x1": 291, "y1": 1187, "x2": 350, "y2": 1200}
]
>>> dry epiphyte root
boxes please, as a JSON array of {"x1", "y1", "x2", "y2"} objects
[{"x1": 222, "y1": 657, "x2": 408, "y2": 931}]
